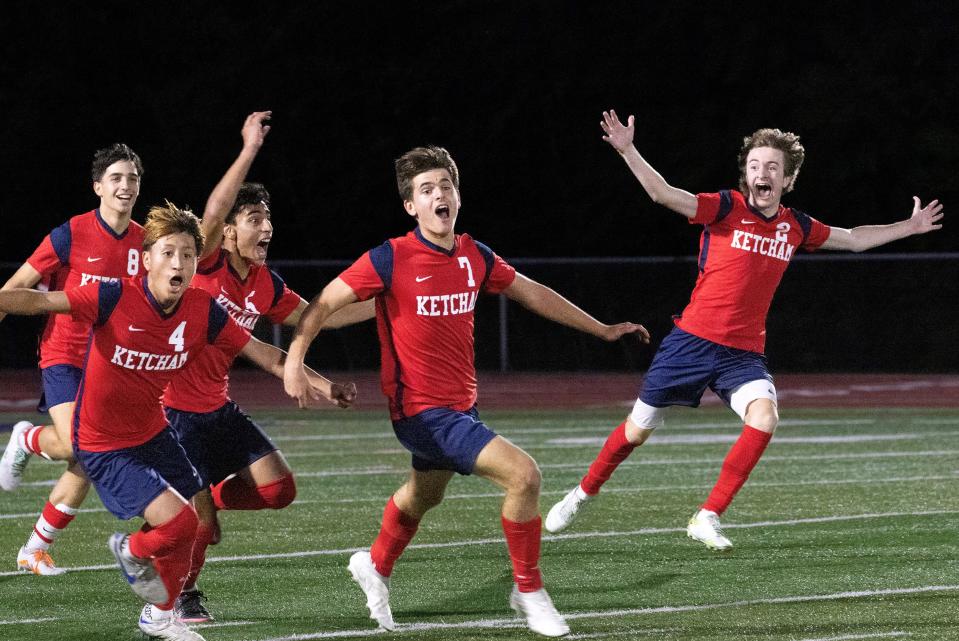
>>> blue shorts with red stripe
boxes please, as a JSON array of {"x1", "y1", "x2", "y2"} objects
[
  {"x1": 640, "y1": 326, "x2": 773, "y2": 409},
  {"x1": 392, "y1": 405, "x2": 497, "y2": 475},
  {"x1": 38, "y1": 364, "x2": 83, "y2": 412},
  {"x1": 76, "y1": 426, "x2": 202, "y2": 520},
  {"x1": 165, "y1": 400, "x2": 277, "y2": 487}
]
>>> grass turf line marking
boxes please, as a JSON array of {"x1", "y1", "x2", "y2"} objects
[
  {"x1": 794, "y1": 632, "x2": 911, "y2": 641},
  {"x1": 0, "y1": 617, "x2": 59, "y2": 625},
  {"x1": 244, "y1": 585, "x2": 957, "y2": 641},
  {"x1": 3, "y1": 509, "x2": 954, "y2": 578}
]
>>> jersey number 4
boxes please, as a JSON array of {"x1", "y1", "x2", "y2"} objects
[{"x1": 168, "y1": 321, "x2": 186, "y2": 353}]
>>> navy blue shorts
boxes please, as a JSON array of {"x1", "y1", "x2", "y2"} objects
[
  {"x1": 76, "y1": 427, "x2": 202, "y2": 520},
  {"x1": 640, "y1": 327, "x2": 773, "y2": 409},
  {"x1": 38, "y1": 364, "x2": 83, "y2": 412},
  {"x1": 392, "y1": 406, "x2": 497, "y2": 475},
  {"x1": 164, "y1": 401, "x2": 277, "y2": 487}
]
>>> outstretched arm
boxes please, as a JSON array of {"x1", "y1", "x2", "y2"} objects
[
  {"x1": 503, "y1": 273, "x2": 650, "y2": 343},
  {"x1": 0, "y1": 289, "x2": 71, "y2": 316},
  {"x1": 240, "y1": 336, "x2": 357, "y2": 408},
  {"x1": 0, "y1": 262, "x2": 43, "y2": 322},
  {"x1": 820, "y1": 197, "x2": 944, "y2": 252},
  {"x1": 199, "y1": 110, "x2": 272, "y2": 260},
  {"x1": 283, "y1": 278, "x2": 359, "y2": 407},
  {"x1": 282, "y1": 297, "x2": 376, "y2": 329},
  {"x1": 601, "y1": 109, "x2": 698, "y2": 219}
]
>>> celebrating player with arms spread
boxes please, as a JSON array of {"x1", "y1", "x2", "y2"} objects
[
  {"x1": 0, "y1": 204, "x2": 353, "y2": 641},
  {"x1": 0, "y1": 143, "x2": 146, "y2": 575},
  {"x1": 283, "y1": 146, "x2": 649, "y2": 637},
  {"x1": 546, "y1": 110, "x2": 944, "y2": 550},
  {"x1": 162, "y1": 111, "x2": 371, "y2": 622}
]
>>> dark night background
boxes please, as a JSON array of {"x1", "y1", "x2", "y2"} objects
[{"x1": 0, "y1": 1, "x2": 956, "y2": 372}]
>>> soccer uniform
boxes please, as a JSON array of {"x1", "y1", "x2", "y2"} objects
[
  {"x1": 25, "y1": 209, "x2": 144, "y2": 409},
  {"x1": 639, "y1": 189, "x2": 831, "y2": 411},
  {"x1": 339, "y1": 228, "x2": 516, "y2": 473},
  {"x1": 68, "y1": 277, "x2": 250, "y2": 519},
  {"x1": 162, "y1": 248, "x2": 301, "y2": 485}
]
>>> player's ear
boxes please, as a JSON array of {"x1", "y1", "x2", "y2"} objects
[
  {"x1": 93, "y1": 181, "x2": 103, "y2": 197},
  {"x1": 403, "y1": 200, "x2": 417, "y2": 219},
  {"x1": 783, "y1": 175, "x2": 794, "y2": 192}
]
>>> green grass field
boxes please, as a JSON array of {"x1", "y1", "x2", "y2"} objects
[{"x1": 1, "y1": 406, "x2": 957, "y2": 641}]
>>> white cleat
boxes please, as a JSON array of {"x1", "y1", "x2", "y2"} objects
[
  {"x1": 109, "y1": 532, "x2": 169, "y2": 604},
  {"x1": 510, "y1": 585, "x2": 570, "y2": 637},
  {"x1": 139, "y1": 604, "x2": 206, "y2": 641},
  {"x1": 348, "y1": 550, "x2": 395, "y2": 631},
  {"x1": 17, "y1": 546, "x2": 67, "y2": 576},
  {"x1": 545, "y1": 486, "x2": 592, "y2": 533},
  {"x1": 0, "y1": 421, "x2": 34, "y2": 491},
  {"x1": 686, "y1": 509, "x2": 733, "y2": 551}
]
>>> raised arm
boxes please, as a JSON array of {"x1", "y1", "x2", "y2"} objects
[
  {"x1": 283, "y1": 278, "x2": 359, "y2": 407},
  {"x1": 0, "y1": 288, "x2": 71, "y2": 316},
  {"x1": 0, "y1": 262, "x2": 43, "y2": 322},
  {"x1": 601, "y1": 109, "x2": 698, "y2": 219},
  {"x1": 820, "y1": 197, "x2": 944, "y2": 252},
  {"x1": 199, "y1": 111, "x2": 272, "y2": 260},
  {"x1": 503, "y1": 273, "x2": 649, "y2": 343},
  {"x1": 239, "y1": 335, "x2": 357, "y2": 408}
]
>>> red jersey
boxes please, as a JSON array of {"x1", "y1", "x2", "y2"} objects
[
  {"x1": 675, "y1": 190, "x2": 831, "y2": 353},
  {"x1": 26, "y1": 210, "x2": 145, "y2": 369},
  {"x1": 162, "y1": 249, "x2": 301, "y2": 412},
  {"x1": 339, "y1": 229, "x2": 516, "y2": 420},
  {"x1": 67, "y1": 277, "x2": 250, "y2": 451}
]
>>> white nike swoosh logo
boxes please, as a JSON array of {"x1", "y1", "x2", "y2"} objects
[
  {"x1": 415, "y1": 275, "x2": 433, "y2": 282},
  {"x1": 128, "y1": 325, "x2": 145, "y2": 332},
  {"x1": 741, "y1": 219, "x2": 757, "y2": 225},
  {"x1": 87, "y1": 257, "x2": 103, "y2": 262}
]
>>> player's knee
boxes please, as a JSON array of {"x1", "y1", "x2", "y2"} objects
[
  {"x1": 261, "y1": 474, "x2": 296, "y2": 509},
  {"x1": 745, "y1": 399, "x2": 778, "y2": 433},
  {"x1": 510, "y1": 459, "x2": 542, "y2": 498}
]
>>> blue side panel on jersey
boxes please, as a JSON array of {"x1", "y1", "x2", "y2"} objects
[
  {"x1": 95, "y1": 280, "x2": 123, "y2": 327},
  {"x1": 49, "y1": 221, "x2": 72, "y2": 265},
  {"x1": 473, "y1": 240, "x2": 496, "y2": 290},
  {"x1": 698, "y1": 228, "x2": 711, "y2": 273},
  {"x1": 715, "y1": 190, "x2": 734, "y2": 223},
  {"x1": 792, "y1": 209, "x2": 813, "y2": 243},
  {"x1": 268, "y1": 269, "x2": 286, "y2": 309},
  {"x1": 207, "y1": 298, "x2": 229, "y2": 343},
  {"x1": 368, "y1": 241, "x2": 394, "y2": 290}
]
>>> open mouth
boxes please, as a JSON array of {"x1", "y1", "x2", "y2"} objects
[
  {"x1": 755, "y1": 183, "x2": 772, "y2": 198},
  {"x1": 435, "y1": 205, "x2": 450, "y2": 219},
  {"x1": 170, "y1": 276, "x2": 184, "y2": 288},
  {"x1": 254, "y1": 239, "x2": 270, "y2": 259}
]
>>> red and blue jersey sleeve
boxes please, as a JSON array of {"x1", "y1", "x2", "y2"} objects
[
  {"x1": 692, "y1": 191, "x2": 736, "y2": 226},
  {"x1": 206, "y1": 297, "x2": 252, "y2": 359},
  {"x1": 799, "y1": 214, "x2": 831, "y2": 250},
  {"x1": 26, "y1": 221, "x2": 72, "y2": 275},
  {"x1": 339, "y1": 244, "x2": 390, "y2": 300},
  {"x1": 264, "y1": 270, "x2": 302, "y2": 324},
  {"x1": 472, "y1": 240, "x2": 516, "y2": 294}
]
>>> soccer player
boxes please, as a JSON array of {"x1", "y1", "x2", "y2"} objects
[
  {"x1": 161, "y1": 110, "x2": 373, "y2": 622},
  {"x1": 0, "y1": 203, "x2": 354, "y2": 641},
  {"x1": 0, "y1": 143, "x2": 146, "y2": 575},
  {"x1": 283, "y1": 146, "x2": 649, "y2": 637},
  {"x1": 545, "y1": 110, "x2": 944, "y2": 550}
]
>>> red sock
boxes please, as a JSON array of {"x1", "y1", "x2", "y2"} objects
[
  {"x1": 129, "y1": 505, "x2": 199, "y2": 610},
  {"x1": 702, "y1": 425, "x2": 772, "y2": 515},
  {"x1": 580, "y1": 421, "x2": 636, "y2": 495},
  {"x1": 25, "y1": 502, "x2": 77, "y2": 551},
  {"x1": 183, "y1": 521, "x2": 216, "y2": 590},
  {"x1": 211, "y1": 474, "x2": 296, "y2": 510},
  {"x1": 501, "y1": 516, "x2": 543, "y2": 593},
  {"x1": 369, "y1": 497, "x2": 419, "y2": 578},
  {"x1": 22, "y1": 426, "x2": 47, "y2": 458}
]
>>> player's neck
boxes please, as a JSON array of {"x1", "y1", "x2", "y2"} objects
[
  {"x1": 418, "y1": 226, "x2": 455, "y2": 251},
  {"x1": 227, "y1": 250, "x2": 252, "y2": 280},
  {"x1": 98, "y1": 206, "x2": 132, "y2": 235}
]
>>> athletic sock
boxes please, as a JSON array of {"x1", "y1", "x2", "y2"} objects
[
  {"x1": 24, "y1": 502, "x2": 78, "y2": 552},
  {"x1": 20, "y1": 425, "x2": 52, "y2": 460},
  {"x1": 369, "y1": 497, "x2": 419, "y2": 578},
  {"x1": 183, "y1": 521, "x2": 216, "y2": 590},
  {"x1": 702, "y1": 424, "x2": 772, "y2": 515},
  {"x1": 129, "y1": 505, "x2": 199, "y2": 610},
  {"x1": 211, "y1": 474, "x2": 296, "y2": 510},
  {"x1": 580, "y1": 421, "x2": 636, "y2": 496},
  {"x1": 501, "y1": 515, "x2": 543, "y2": 593}
]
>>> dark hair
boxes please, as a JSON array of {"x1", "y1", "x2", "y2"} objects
[
  {"x1": 143, "y1": 201, "x2": 205, "y2": 255},
  {"x1": 737, "y1": 128, "x2": 805, "y2": 194},
  {"x1": 92, "y1": 143, "x2": 144, "y2": 182},
  {"x1": 227, "y1": 182, "x2": 271, "y2": 224},
  {"x1": 395, "y1": 146, "x2": 459, "y2": 200}
]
